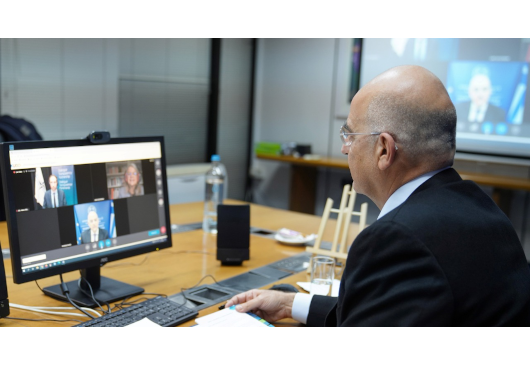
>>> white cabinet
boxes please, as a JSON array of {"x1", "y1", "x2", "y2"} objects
[{"x1": 166, "y1": 164, "x2": 210, "y2": 204}]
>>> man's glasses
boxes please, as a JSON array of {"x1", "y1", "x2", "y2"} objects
[
  {"x1": 339, "y1": 123, "x2": 381, "y2": 147},
  {"x1": 126, "y1": 172, "x2": 138, "y2": 176}
]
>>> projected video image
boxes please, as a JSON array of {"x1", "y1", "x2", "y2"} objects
[
  {"x1": 358, "y1": 38, "x2": 530, "y2": 157},
  {"x1": 106, "y1": 160, "x2": 144, "y2": 199},
  {"x1": 36, "y1": 166, "x2": 78, "y2": 209},
  {"x1": 74, "y1": 201, "x2": 117, "y2": 247},
  {"x1": 447, "y1": 61, "x2": 528, "y2": 136},
  {"x1": 11, "y1": 165, "x2": 79, "y2": 212}
]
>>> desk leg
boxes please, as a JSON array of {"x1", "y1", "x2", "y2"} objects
[
  {"x1": 289, "y1": 165, "x2": 317, "y2": 214},
  {"x1": 492, "y1": 188, "x2": 513, "y2": 217}
]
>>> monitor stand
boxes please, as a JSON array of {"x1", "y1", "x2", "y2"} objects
[{"x1": 42, "y1": 266, "x2": 144, "y2": 308}]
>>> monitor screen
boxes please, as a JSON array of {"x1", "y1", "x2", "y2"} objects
[
  {"x1": 0, "y1": 136, "x2": 172, "y2": 306},
  {"x1": 359, "y1": 38, "x2": 530, "y2": 159}
]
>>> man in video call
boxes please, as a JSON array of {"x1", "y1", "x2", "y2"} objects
[
  {"x1": 42, "y1": 174, "x2": 67, "y2": 209},
  {"x1": 81, "y1": 209, "x2": 109, "y2": 244},
  {"x1": 455, "y1": 71, "x2": 506, "y2": 125}
]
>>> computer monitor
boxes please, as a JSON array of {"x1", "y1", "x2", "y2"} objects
[
  {"x1": 0, "y1": 136, "x2": 172, "y2": 307},
  {"x1": 0, "y1": 246, "x2": 9, "y2": 318}
]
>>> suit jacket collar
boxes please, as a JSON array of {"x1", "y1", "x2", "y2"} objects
[
  {"x1": 378, "y1": 166, "x2": 454, "y2": 219},
  {"x1": 411, "y1": 167, "x2": 462, "y2": 196}
]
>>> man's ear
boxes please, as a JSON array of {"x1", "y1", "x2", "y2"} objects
[{"x1": 375, "y1": 132, "x2": 397, "y2": 171}]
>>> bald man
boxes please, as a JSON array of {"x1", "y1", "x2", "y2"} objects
[
  {"x1": 455, "y1": 73, "x2": 506, "y2": 124},
  {"x1": 226, "y1": 65, "x2": 530, "y2": 326},
  {"x1": 81, "y1": 210, "x2": 109, "y2": 244}
]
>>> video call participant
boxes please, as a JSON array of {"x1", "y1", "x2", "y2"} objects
[
  {"x1": 81, "y1": 210, "x2": 109, "y2": 244},
  {"x1": 114, "y1": 163, "x2": 144, "y2": 198},
  {"x1": 455, "y1": 72, "x2": 506, "y2": 123},
  {"x1": 42, "y1": 175, "x2": 67, "y2": 208},
  {"x1": 225, "y1": 65, "x2": 530, "y2": 326}
]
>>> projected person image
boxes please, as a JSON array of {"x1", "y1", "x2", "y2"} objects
[
  {"x1": 108, "y1": 162, "x2": 144, "y2": 199},
  {"x1": 447, "y1": 61, "x2": 529, "y2": 137},
  {"x1": 81, "y1": 209, "x2": 109, "y2": 244},
  {"x1": 455, "y1": 71, "x2": 506, "y2": 124},
  {"x1": 33, "y1": 165, "x2": 78, "y2": 210},
  {"x1": 42, "y1": 175, "x2": 67, "y2": 209},
  {"x1": 75, "y1": 201, "x2": 116, "y2": 246}
]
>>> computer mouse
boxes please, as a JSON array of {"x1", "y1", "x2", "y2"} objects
[{"x1": 269, "y1": 283, "x2": 299, "y2": 293}]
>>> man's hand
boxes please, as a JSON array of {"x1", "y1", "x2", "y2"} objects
[{"x1": 224, "y1": 289, "x2": 296, "y2": 323}]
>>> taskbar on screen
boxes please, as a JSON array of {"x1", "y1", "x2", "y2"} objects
[{"x1": 20, "y1": 234, "x2": 168, "y2": 275}]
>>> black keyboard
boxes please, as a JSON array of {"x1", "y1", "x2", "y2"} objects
[{"x1": 74, "y1": 296, "x2": 198, "y2": 327}]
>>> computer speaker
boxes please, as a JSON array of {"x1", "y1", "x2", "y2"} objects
[
  {"x1": 217, "y1": 204, "x2": 250, "y2": 266},
  {"x1": 0, "y1": 247, "x2": 10, "y2": 319}
]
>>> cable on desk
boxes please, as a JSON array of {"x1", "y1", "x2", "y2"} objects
[
  {"x1": 35, "y1": 280, "x2": 45, "y2": 293},
  {"x1": 35, "y1": 277, "x2": 110, "y2": 316},
  {"x1": 178, "y1": 274, "x2": 228, "y2": 306},
  {"x1": 6, "y1": 316, "x2": 83, "y2": 324},
  {"x1": 77, "y1": 276, "x2": 111, "y2": 315},
  {"x1": 9, "y1": 303, "x2": 100, "y2": 317},
  {"x1": 182, "y1": 274, "x2": 227, "y2": 291},
  {"x1": 60, "y1": 274, "x2": 96, "y2": 319}
]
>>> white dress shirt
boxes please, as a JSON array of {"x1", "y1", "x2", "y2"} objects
[
  {"x1": 468, "y1": 103, "x2": 487, "y2": 123},
  {"x1": 291, "y1": 166, "x2": 451, "y2": 324},
  {"x1": 52, "y1": 191, "x2": 58, "y2": 208}
]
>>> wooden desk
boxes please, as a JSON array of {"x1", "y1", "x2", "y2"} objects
[
  {"x1": 257, "y1": 153, "x2": 530, "y2": 215},
  {"x1": 1, "y1": 200, "x2": 347, "y2": 327}
]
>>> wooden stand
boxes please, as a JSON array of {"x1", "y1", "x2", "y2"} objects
[{"x1": 306, "y1": 184, "x2": 368, "y2": 271}]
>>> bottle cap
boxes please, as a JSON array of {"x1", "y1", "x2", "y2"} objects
[{"x1": 211, "y1": 154, "x2": 220, "y2": 162}]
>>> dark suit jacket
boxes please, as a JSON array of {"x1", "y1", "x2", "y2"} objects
[
  {"x1": 455, "y1": 101, "x2": 506, "y2": 123},
  {"x1": 81, "y1": 228, "x2": 109, "y2": 244},
  {"x1": 42, "y1": 189, "x2": 67, "y2": 208},
  {"x1": 308, "y1": 168, "x2": 530, "y2": 326}
]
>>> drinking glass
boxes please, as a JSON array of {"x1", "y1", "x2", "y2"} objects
[{"x1": 310, "y1": 255, "x2": 335, "y2": 296}]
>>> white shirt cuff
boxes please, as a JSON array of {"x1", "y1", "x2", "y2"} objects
[{"x1": 292, "y1": 293, "x2": 314, "y2": 324}]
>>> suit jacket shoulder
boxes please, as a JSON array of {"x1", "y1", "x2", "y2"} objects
[{"x1": 321, "y1": 168, "x2": 530, "y2": 326}]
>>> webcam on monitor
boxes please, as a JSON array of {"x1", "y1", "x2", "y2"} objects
[{"x1": 87, "y1": 131, "x2": 111, "y2": 144}]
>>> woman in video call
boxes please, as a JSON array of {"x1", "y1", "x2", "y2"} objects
[{"x1": 114, "y1": 163, "x2": 144, "y2": 198}]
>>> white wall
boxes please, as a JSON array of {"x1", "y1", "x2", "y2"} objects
[
  {"x1": 252, "y1": 38, "x2": 338, "y2": 210},
  {"x1": 1, "y1": 39, "x2": 119, "y2": 140},
  {"x1": 217, "y1": 38, "x2": 253, "y2": 200}
]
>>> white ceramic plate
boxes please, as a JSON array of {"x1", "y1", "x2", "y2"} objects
[{"x1": 274, "y1": 233, "x2": 316, "y2": 246}]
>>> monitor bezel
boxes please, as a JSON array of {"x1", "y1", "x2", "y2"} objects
[{"x1": 0, "y1": 136, "x2": 172, "y2": 285}]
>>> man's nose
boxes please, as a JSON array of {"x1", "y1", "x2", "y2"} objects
[{"x1": 341, "y1": 144, "x2": 349, "y2": 155}]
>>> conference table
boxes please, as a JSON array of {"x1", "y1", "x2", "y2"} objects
[{"x1": 0, "y1": 200, "x2": 351, "y2": 327}]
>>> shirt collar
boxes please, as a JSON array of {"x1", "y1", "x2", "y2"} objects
[{"x1": 377, "y1": 166, "x2": 451, "y2": 220}]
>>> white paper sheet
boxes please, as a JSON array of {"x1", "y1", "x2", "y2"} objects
[{"x1": 195, "y1": 306, "x2": 273, "y2": 327}]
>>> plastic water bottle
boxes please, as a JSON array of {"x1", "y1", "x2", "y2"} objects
[{"x1": 203, "y1": 155, "x2": 226, "y2": 233}]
